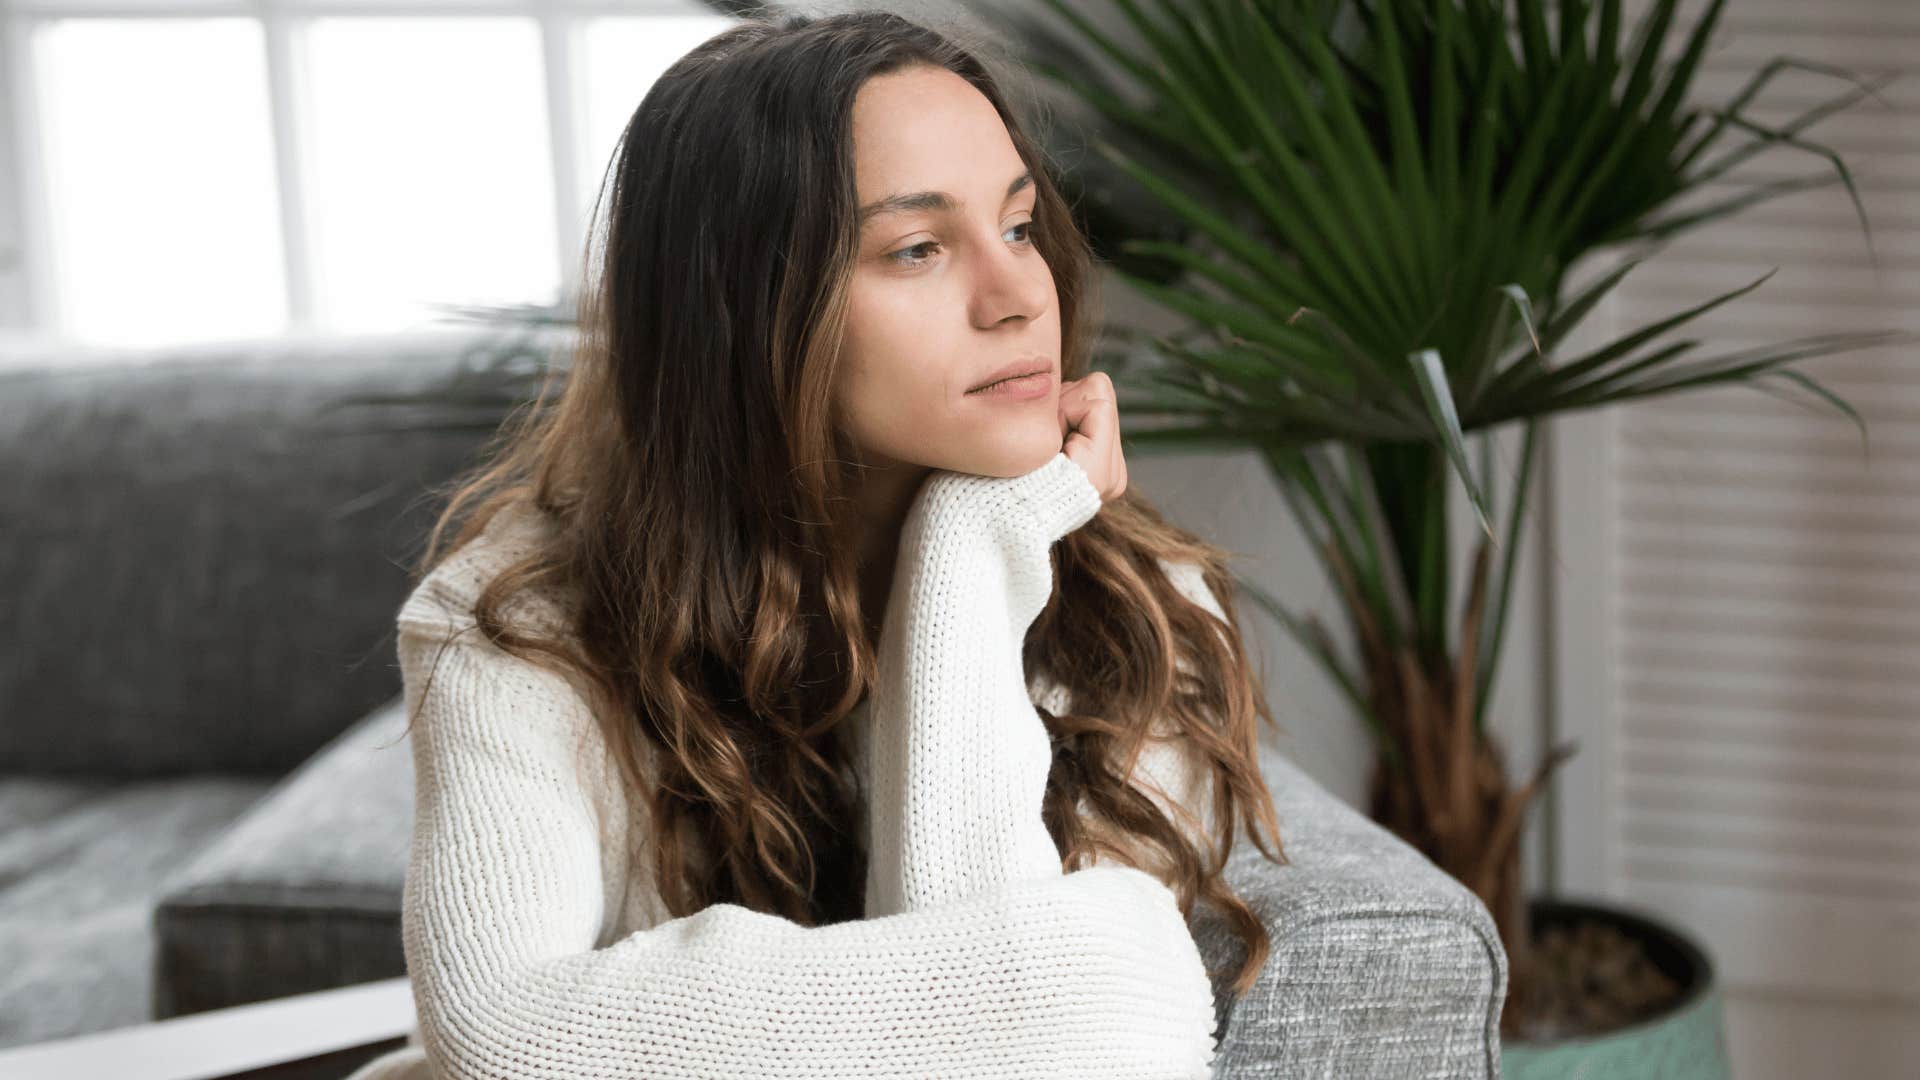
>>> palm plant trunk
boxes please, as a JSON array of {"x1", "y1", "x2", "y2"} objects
[{"x1": 1327, "y1": 521, "x2": 1577, "y2": 1035}]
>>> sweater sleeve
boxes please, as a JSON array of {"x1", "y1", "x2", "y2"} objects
[
  {"x1": 855, "y1": 453, "x2": 1226, "y2": 896},
  {"x1": 397, "y1": 615, "x2": 1218, "y2": 1079},
  {"x1": 860, "y1": 450, "x2": 1110, "y2": 917}
]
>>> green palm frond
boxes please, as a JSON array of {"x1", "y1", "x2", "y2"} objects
[{"x1": 978, "y1": 0, "x2": 1918, "y2": 745}]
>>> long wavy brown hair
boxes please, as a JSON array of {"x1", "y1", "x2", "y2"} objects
[{"x1": 398, "y1": 7, "x2": 1289, "y2": 997}]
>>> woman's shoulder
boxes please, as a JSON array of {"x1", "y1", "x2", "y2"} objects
[
  {"x1": 397, "y1": 501, "x2": 573, "y2": 643},
  {"x1": 391, "y1": 511, "x2": 636, "y2": 839},
  {"x1": 391, "y1": 503, "x2": 608, "y2": 755}
]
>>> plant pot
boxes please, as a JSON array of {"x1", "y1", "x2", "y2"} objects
[{"x1": 1500, "y1": 896, "x2": 1731, "y2": 1079}]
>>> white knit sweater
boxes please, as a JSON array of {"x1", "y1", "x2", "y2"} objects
[{"x1": 344, "y1": 451, "x2": 1225, "y2": 1079}]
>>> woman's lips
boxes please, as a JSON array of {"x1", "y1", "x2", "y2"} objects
[{"x1": 966, "y1": 370, "x2": 1053, "y2": 400}]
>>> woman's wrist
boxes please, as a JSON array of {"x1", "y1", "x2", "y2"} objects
[
  {"x1": 913, "y1": 451, "x2": 1103, "y2": 549},
  {"x1": 897, "y1": 452, "x2": 1103, "y2": 637}
]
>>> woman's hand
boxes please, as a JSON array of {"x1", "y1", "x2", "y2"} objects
[{"x1": 1058, "y1": 371, "x2": 1127, "y2": 504}]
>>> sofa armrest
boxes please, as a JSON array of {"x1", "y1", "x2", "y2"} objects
[
  {"x1": 1191, "y1": 744, "x2": 1508, "y2": 1079},
  {"x1": 151, "y1": 696, "x2": 414, "y2": 1017}
]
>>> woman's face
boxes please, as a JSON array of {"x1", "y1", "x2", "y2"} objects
[{"x1": 835, "y1": 64, "x2": 1065, "y2": 480}]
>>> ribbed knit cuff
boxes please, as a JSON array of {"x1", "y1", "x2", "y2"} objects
[
  {"x1": 912, "y1": 451, "x2": 1106, "y2": 551},
  {"x1": 1000, "y1": 451, "x2": 1104, "y2": 541}
]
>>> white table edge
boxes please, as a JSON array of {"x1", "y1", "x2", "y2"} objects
[{"x1": 0, "y1": 976, "x2": 416, "y2": 1080}]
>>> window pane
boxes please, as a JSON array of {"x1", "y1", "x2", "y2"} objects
[
  {"x1": 305, "y1": 17, "x2": 557, "y2": 332},
  {"x1": 578, "y1": 14, "x2": 737, "y2": 227},
  {"x1": 35, "y1": 18, "x2": 286, "y2": 346}
]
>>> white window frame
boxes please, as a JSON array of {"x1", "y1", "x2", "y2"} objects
[{"x1": 0, "y1": 0, "x2": 733, "y2": 341}]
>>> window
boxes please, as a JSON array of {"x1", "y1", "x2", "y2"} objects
[{"x1": 0, "y1": 0, "x2": 738, "y2": 346}]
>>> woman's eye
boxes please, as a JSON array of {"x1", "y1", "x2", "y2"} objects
[
  {"x1": 887, "y1": 240, "x2": 942, "y2": 266},
  {"x1": 886, "y1": 221, "x2": 1035, "y2": 268}
]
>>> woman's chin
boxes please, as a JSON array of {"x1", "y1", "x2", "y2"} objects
[{"x1": 958, "y1": 434, "x2": 1067, "y2": 478}]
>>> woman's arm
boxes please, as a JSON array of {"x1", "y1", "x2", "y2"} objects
[
  {"x1": 859, "y1": 450, "x2": 1109, "y2": 916},
  {"x1": 851, "y1": 451, "x2": 1220, "y2": 1062},
  {"x1": 858, "y1": 459, "x2": 1232, "y2": 906},
  {"x1": 398, "y1": 627, "x2": 1218, "y2": 1080}
]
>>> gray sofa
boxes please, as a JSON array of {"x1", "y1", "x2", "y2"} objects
[{"x1": 0, "y1": 330, "x2": 1507, "y2": 1077}]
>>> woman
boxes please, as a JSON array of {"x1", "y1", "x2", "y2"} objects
[{"x1": 348, "y1": 8, "x2": 1287, "y2": 1078}]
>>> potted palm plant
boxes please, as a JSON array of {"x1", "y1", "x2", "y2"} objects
[{"x1": 969, "y1": 0, "x2": 1916, "y2": 1072}]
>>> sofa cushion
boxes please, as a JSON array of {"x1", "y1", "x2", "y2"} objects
[
  {"x1": 0, "y1": 327, "x2": 514, "y2": 777},
  {"x1": 152, "y1": 694, "x2": 414, "y2": 1018},
  {"x1": 0, "y1": 772, "x2": 273, "y2": 1049}
]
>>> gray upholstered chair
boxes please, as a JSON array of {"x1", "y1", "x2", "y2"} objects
[{"x1": 0, "y1": 330, "x2": 1506, "y2": 1076}]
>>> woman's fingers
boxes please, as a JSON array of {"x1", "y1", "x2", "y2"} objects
[{"x1": 1059, "y1": 371, "x2": 1127, "y2": 503}]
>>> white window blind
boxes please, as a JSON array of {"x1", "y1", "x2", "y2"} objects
[{"x1": 1553, "y1": 0, "x2": 1920, "y2": 1057}]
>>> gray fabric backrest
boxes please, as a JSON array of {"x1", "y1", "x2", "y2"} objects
[{"x1": 0, "y1": 329, "x2": 533, "y2": 777}]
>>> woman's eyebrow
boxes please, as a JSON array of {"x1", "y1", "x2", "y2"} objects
[{"x1": 859, "y1": 169, "x2": 1034, "y2": 225}]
